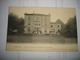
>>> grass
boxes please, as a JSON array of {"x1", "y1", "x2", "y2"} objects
[{"x1": 7, "y1": 35, "x2": 77, "y2": 44}]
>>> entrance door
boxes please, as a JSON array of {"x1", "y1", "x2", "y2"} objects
[{"x1": 33, "y1": 27, "x2": 42, "y2": 34}]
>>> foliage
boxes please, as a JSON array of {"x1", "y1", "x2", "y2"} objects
[
  {"x1": 8, "y1": 13, "x2": 24, "y2": 35},
  {"x1": 61, "y1": 16, "x2": 77, "y2": 37}
]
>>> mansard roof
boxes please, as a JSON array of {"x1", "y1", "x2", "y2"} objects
[{"x1": 24, "y1": 13, "x2": 50, "y2": 16}]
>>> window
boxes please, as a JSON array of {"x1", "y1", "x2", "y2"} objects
[
  {"x1": 35, "y1": 21, "x2": 40, "y2": 22},
  {"x1": 34, "y1": 27, "x2": 36, "y2": 29},
  {"x1": 28, "y1": 27, "x2": 30, "y2": 32},
  {"x1": 45, "y1": 30, "x2": 47, "y2": 32},
  {"x1": 51, "y1": 25, "x2": 53, "y2": 27},
  {"x1": 35, "y1": 16, "x2": 38, "y2": 20},
  {"x1": 45, "y1": 24, "x2": 47, "y2": 26},
  {"x1": 34, "y1": 27, "x2": 37, "y2": 30},
  {"x1": 45, "y1": 16, "x2": 47, "y2": 19},
  {"x1": 45, "y1": 22, "x2": 47, "y2": 23},
  {"x1": 58, "y1": 29, "x2": 60, "y2": 31},
  {"x1": 58, "y1": 25, "x2": 59, "y2": 27},
  {"x1": 45, "y1": 20, "x2": 47, "y2": 23},
  {"x1": 37, "y1": 17, "x2": 38, "y2": 20},
  {"x1": 28, "y1": 21, "x2": 30, "y2": 22},
  {"x1": 28, "y1": 29, "x2": 30, "y2": 32},
  {"x1": 28, "y1": 23, "x2": 30, "y2": 25},
  {"x1": 45, "y1": 19, "x2": 47, "y2": 20},
  {"x1": 35, "y1": 24, "x2": 40, "y2": 26},
  {"x1": 28, "y1": 16, "x2": 30, "y2": 20}
]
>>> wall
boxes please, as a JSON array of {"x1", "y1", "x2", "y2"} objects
[{"x1": 0, "y1": 0, "x2": 80, "y2": 60}]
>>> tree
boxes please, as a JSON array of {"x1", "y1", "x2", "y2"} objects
[
  {"x1": 62, "y1": 16, "x2": 77, "y2": 37},
  {"x1": 17, "y1": 17, "x2": 24, "y2": 34},
  {"x1": 8, "y1": 13, "x2": 24, "y2": 35}
]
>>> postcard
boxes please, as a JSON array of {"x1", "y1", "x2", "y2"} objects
[{"x1": 6, "y1": 7, "x2": 78, "y2": 51}]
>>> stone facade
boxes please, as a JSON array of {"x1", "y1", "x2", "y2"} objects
[
  {"x1": 24, "y1": 12, "x2": 61, "y2": 35},
  {"x1": 50, "y1": 22, "x2": 61, "y2": 35}
]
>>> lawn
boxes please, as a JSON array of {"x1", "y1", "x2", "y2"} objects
[{"x1": 7, "y1": 35, "x2": 77, "y2": 44}]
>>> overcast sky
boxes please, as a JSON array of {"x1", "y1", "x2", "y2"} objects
[{"x1": 9, "y1": 7, "x2": 76, "y2": 24}]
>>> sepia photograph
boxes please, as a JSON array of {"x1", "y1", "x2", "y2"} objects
[{"x1": 6, "y1": 7, "x2": 78, "y2": 51}]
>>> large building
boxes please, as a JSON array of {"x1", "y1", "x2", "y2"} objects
[{"x1": 24, "y1": 12, "x2": 61, "y2": 35}]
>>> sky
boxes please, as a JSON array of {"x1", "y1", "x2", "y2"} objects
[{"x1": 9, "y1": 7, "x2": 76, "y2": 24}]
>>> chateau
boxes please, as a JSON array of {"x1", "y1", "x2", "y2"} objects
[{"x1": 24, "y1": 12, "x2": 61, "y2": 35}]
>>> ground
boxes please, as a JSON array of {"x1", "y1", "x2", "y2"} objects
[
  {"x1": 6, "y1": 35, "x2": 78, "y2": 51},
  {"x1": 7, "y1": 35, "x2": 77, "y2": 44}
]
